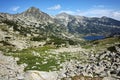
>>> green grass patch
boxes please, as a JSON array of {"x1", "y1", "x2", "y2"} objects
[
  {"x1": 82, "y1": 37, "x2": 120, "y2": 53},
  {"x1": 4, "y1": 45, "x2": 83, "y2": 71}
]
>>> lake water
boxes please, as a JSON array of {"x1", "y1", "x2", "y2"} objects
[{"x1": 83, "y1": 36, "x2": 105, "y2": 40}]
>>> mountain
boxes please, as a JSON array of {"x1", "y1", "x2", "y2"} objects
[
  {"x1": 18, "y1": 7, "x2": 54, "y2": 23},
  {"x1": 0, "y1": 7, "x2": 64, "y2": 36},
  {"x1": 0, "y1": 6, "x2": 120, "y2": 39},
  {"x1": 1, "y1": 7, "x2": 120, "y2": 80},
  {"x1": 55, "y1": 13, "x2": 85, "y2": 26},
  {"x1": 0, "y1": 7, "x2": 73, "y2": 51},
  {"x1": 55, "y1": 13, "x2": 120, "y2": 36}
]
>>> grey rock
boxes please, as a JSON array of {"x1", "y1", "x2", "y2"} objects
[{"x1": 0, "y1": 52, "x2": 25, "y2": 80}]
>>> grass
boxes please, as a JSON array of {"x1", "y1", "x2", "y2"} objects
[
  {"x1": 3, "y1": 36, "x2": 120, "y2": 72},
  {"x1": 30, "y1": 36, "x2": 47, "y2": 41},
  {"x1": 5, "y1": 45, "x2": 57, "y2": 71},
  {"x1": 4, "y1": 45, "x2": 84, "y2": 71},
  {"x1": 46, "y1": 35, "x2": 78, "y2": 46},
  {"x1": 82, "y1": 37, "x2": 120, "y2": 53}
]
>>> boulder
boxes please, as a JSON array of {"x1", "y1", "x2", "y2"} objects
[{"x1": 24, "y1": 70, "x2": 58, "y2": 80}]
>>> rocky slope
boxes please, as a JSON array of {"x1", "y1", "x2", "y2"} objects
[
  {"x1": 0, "y1": 7, "x2": 67, "y2": 38},
  {"x1": 55, "y1": 13, "x2": 120, "y2": 36},
  {"x1": 0, "y1": 6, "x2": 120, "y2": 51},
  {"x1": 0, "y1": 6, "x2": 120, "y2": 80},
  {"x1": 58, "y1": 44, "x2": 120, "y2": 80},
  {"x1": 0, "y1": 7, "x2": 71, "y2": 51},
  {"x1": 19, "y1": 7, "x2": 53, "y2": 23},
  {"x1": 1, "y1": 44, "x2": 120, "y2": 80},
  {"x1": 0, "y1": 51, "x2": 25, "y2": 80},
  {"x1": 0, "y1": 7, "x2": 120, "y2": 38},
  {"x1": 0, "y1": 51, "x2": 58, "y2": 80}
]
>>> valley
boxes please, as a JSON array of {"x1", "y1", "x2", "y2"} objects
[{"x1": 0, "y1": 7, "x2": 120, "y2": 80}]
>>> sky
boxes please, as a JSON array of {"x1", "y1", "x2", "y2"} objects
[{"x1": 0, "y1": 0, "x2": 120, "y2": 20}]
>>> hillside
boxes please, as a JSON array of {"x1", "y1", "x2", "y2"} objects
[
  {"x1": 0, "y1": 7, "x2": 120, "y2": 80},
  {"x1": 55, "y1": 13, "x2": 120, "y2": 36}
]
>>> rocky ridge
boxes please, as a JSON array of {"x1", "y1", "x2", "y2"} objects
[
  {"x1": 55, "y1": 13, "x2": 120, "y2": 36},
  {"x1": 0, "y1": 7, "x2": 120, "y2": 38}
]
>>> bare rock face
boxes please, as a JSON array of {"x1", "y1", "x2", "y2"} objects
[
  {"x1": 24, "y1": 70, "x2": 58, "y2": 80},
  {"x1": 0, "y1": 51, "x2": 25, "y2": 80}
]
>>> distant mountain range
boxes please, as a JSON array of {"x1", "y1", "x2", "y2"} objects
[
  {"x1": 0, "y1": 6, "x2": 120, "y2": 38},
  {"x1": 55, "y1": 12, "x2": 120, "y2": 36}
]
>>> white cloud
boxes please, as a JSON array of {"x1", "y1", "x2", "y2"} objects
[
  {"x1": 47, "y1": 4, "x2": 61, "y2": 10},
  {"x1": 80, "y1": 9, "x2": 112, "y2": 17},
  {"x1": 11, "y1": 6, "x2": 20, "y2": 11},
  {"x1": 78, "y1": 9, "x2": 120, "y2": 20},
  {"x1": 59, "y1": 6, "x2": 120, "y2": 20}
]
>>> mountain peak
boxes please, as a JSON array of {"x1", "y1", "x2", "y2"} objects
[
  {"x1": 56, "y1": 12, "x2": 74, "y2": 20},
  {"x1": 59, "y1": 12, "x2": 69, "y2": 15},
  {"x1": 101, "y1": 16, "x2": 109, "y2": 19},
  {"x1": 26, "y1": 7, "x2": 40, "y2": 13},
  {"x1": 56, "y1": 12, "x2": 71, "y2": 17},
  {"x1": 19, "y1": 6, "x2": 53, "y2": 23},
  {"x1": 29, "y1": 6, "x2": 38, "y2": 10}
]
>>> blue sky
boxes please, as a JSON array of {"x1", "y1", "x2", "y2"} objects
[{"x1": 0, "y1": 0, "x2": 120, "y2": 20}]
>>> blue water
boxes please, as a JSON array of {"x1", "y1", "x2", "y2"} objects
[{"x1": 84, "y1": 36, "x2": 105, "y2": 40}]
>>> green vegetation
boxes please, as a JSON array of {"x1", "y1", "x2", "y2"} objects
[
  {"x1": 82, "y1": 37, "x2": 120, "y2": 53},
  {"x1": 3, "y1": 36, "x2": 119, "y2": 71},
  {"x1": 107, "y1": 44, "x2": 120, "y2": 52},
  {"x1": 2, "y1": 20, "x2": 20, "y2": 31},
  {"x1": 1, "y1": 20, "x2": 32, "y2": 36},
  {"x1": 46, "y1": 35, "x2": 77, "y2": 46},
  {"x1": 30, "y1": 36, "x2": 47, "y2": 41},
  {"x1": 0, "y1": 25, "x2": 8, "y2": 31},
  {"x1": 4, "y1": 46, "x2": 57, "y2": 71},
  {"x1": 4, "y1": 45, "x2": 82, "y2": 71},
  {"x1": 0, "y1": 40, "x2": 16, "y2": 52}
]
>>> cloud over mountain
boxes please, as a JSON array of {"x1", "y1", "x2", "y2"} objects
[
  {"x1": 59, "y1": 5, "x2": 120, "y2": 20},
  {"x1": 10, "y1": 6, "x2": 20, "y2": 11},
  {"x1": 47, "y1": 4, "x2": 61, "y2": 10}
]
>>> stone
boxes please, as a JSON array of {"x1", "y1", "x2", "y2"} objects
[
  {"x1": 102, "y1": 77, "x2": 117, "y2": 80},
  {"x1": 0, "y1": 52, "x2": 25, "y2": 80},
  {"x1": 24, "y1": 70, "x2": 58, "y2": 80}
]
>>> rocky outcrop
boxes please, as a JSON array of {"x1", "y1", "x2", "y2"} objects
[
  {"x1": 0, "y1": 51, "x2": 26, "y2": 80},
  {"x1": 24, "y1": 70, "x2": 58, "y2": 80},
  {"x1": 0, "y1": 51, "x2": 58, "y2": 80},
  {"x1": 58, "y1": 45, "x2": 120, "y2": 80}
]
